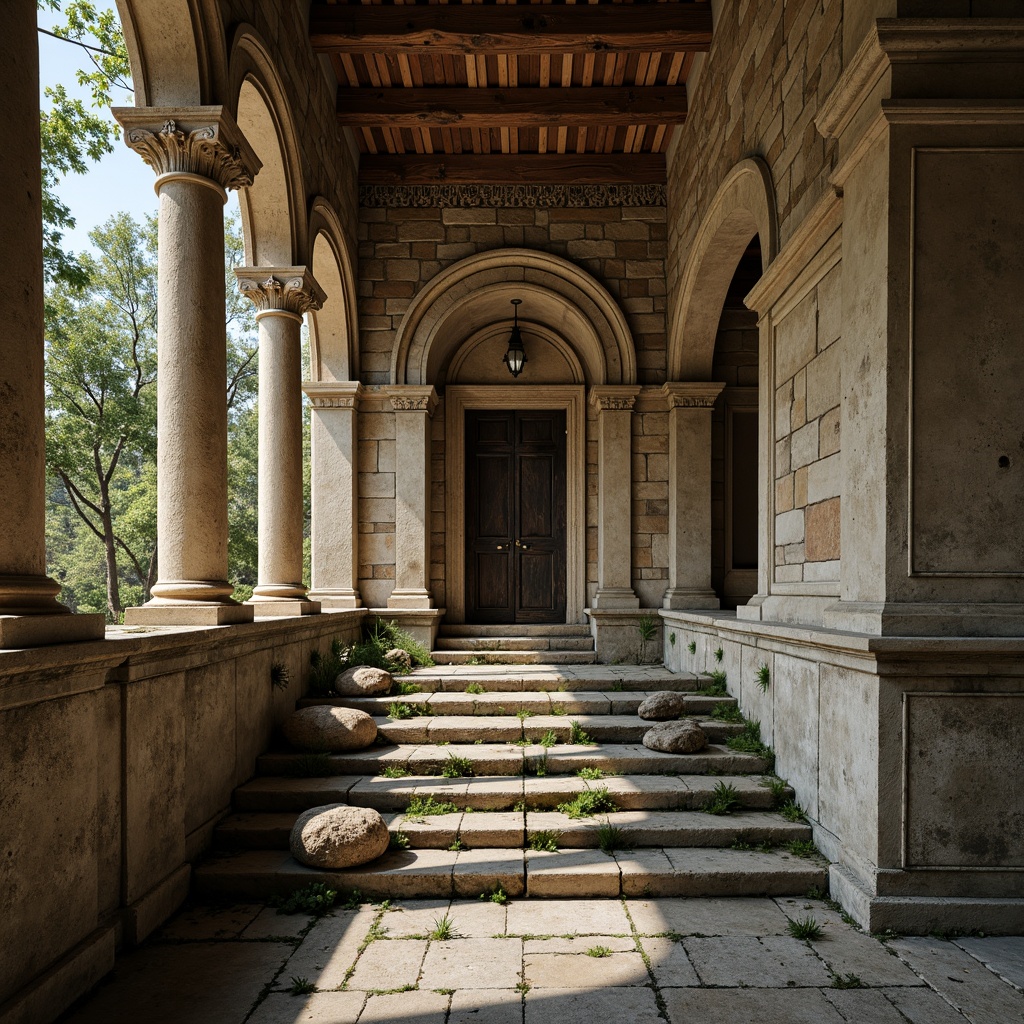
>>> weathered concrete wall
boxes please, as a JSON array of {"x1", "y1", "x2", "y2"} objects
[{"x1": 0, "y1": 611, "x2": 362, "y2": 1024}]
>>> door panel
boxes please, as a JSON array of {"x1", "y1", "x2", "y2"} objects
[{"x1": 466, "y1": 409, "x2": 566, "y2": 624}]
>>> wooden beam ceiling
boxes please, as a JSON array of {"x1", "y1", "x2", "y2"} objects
[
  {"x1": 359, "y1": 154, "x2": 667, "y2": 186},
  {"x1": 337, "y1": 86, "x2": 688, "y2": 129},
  {"x1": 310, "y1": 4, "x2": 713, "y2": 57}
]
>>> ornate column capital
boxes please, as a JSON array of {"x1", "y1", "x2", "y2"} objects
[
  {"x1": 303, "y1": 380, "x2": 363, "y2": 409},
  {"x1": 236, "y1": 267, "x2": 326, "y2": 319},
  {"x1": 387, "y1": 385, "x2": 439, "y2": 417},
  {"x1": 112, "y1": 105, "x2": 261, "y2": 192},
  {"x1": 589, "y1": 385, "x2": 642, "y2": 412},
  {"x1": 661, "y1": 381, "x2": 726, "y2": 409}
]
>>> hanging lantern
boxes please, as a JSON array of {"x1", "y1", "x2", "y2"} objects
[{"x1": 502, "y1": 298, "x2": 527, "y2": 378}]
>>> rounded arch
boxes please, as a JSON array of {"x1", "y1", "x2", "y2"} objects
[
  {"x1": 114, "y1": 0, "x2": 226, "y2": 107},
  {"x1": 307, "y1": 197, "x2": 360, "y2": 382},
  {"x1": 668, "y1": 157, "x2": 779, "y2": 380},
  {"x1": 227, "y1": 27, "x2": 307, "y2": 267},
  {"x1": 392, "y1": 249, "x2": 637, "y2": 387}
]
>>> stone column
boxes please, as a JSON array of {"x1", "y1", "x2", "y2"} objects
[
  {"x1": 386, "y1": 386, "x2": 437, "y2": 609},
  {"x1": 114, "y1": 108, "x2": 261, "y2": 625},
  {"x1": 236, "y1": 269, "x2": 325, "y2": 616},
  {"x1": 590, "y1": 386, "x2": 642, "y2": 609},
  {"x1": 303, "y1": 381, "x2": 363, "y2": 609},
  {"x1": 0, "y1": 2, "x2": 104, "y2": 646},
  {"x1": 661, "y1": 382, "x2": 726, "y2": 609}
]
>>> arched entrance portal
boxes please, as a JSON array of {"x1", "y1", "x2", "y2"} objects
[{"x1": 393, "y1": 249, "x2": 637, "y2": 624}]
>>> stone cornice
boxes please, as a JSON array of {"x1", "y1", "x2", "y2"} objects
[
  {"x1": 661, "y1": 382, "x2": 725, "y2": 409},
  {"x1": 358, "y1": 183, "x2": 666, "y2": 209},
  {"x1": 589, "y1": 385, "x2": 642, "y2": 412},
  {"x1": 387, "y1": 385, "x2": 439, "y2": 416},
  {"x1": 303, "y1": 381, "x2": 363, "y2": 409},
  {"x1": 113, "y1": 106, "x2": 261, "y2": 191},
  {"x1": 236, "y1": 267, "x2": 326, "y2": 317},
  {"x1": 815, "y1": 25, "x2": 888, "y2": 142}
]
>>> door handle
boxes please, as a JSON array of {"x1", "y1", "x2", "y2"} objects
[
  {"x1": 496, "y1": 544, "x2": 506, "y2": 550},
  {"x1": 515, "y1": 540, "x2": 531, "y2": 550}
]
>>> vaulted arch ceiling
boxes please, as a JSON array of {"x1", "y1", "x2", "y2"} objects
[{"x1": 309, "y1": 0, "x2": 712, "y2": 185}]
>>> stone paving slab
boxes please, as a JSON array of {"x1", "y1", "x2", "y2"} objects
[
  {"x1": 889, "y1": 936, "x2": 1024, "y2": 1022},
  {"x1": 524, "y1": 948, "x2": 649, "y2": 987},
  {"x1": 956, "y1": 934, "x2": 1024, "y2": 989},
  {"x1": 684, "y1": 934, "x2": 834, "y2": 987},
  {"x1": 879, "y1": 985, "x2": 977, "y2": 1023},
  {"x1": 522, "y1": 936, "x2": 636, "y2": 953},
  {"x1": 154, "y1": 903, "x2": 262, "y2": 941},
  {"x1": 345, "y1": 937, "x2": 428, "y2": 990},
  {"x1": 419, "y1": 936, "x2": 523, "y2": 989},
  {"x1": 247, "y1": 991, "x2": 365, "y2": 1024},
  {"x1": 375, "y1": 899, "x2": 451, "y2": 938},
  {"x1": 449, "y1": 988, "x2": 523, "y2": 1024},
  {"x1": 626, "y1": 896, "x2": 793, "y2": 936},
  {"x1": 822, "y1": 988, "x2": 918, "y2": 1024},
  {"x1": 505, "y1": 898, "x2": 632, "y2": 936},
  {"x1": 642, "y1": 935, "x2": 701, "y2": 986},
  {"x1": 523, "y1": 986, "x2": 663, "y2": 1024},
  {"x1": 278, "y1": 908, "x2": 377, "y2": 989},
  {"x1": 359, "y1": 989, "x2": 449, "y2": 1023},
  {"x1": 661, "y1": 987, "x2": 847, "y2": 1023}
]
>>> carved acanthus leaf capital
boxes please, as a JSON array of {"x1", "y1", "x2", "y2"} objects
[
  {"x1": 236, "y1": 267, "x2": 326, "y2": 316},
  {"x1": 113, "y1": 106, "x2": 261, "y2": 191},
  {"x1": 661, "y1": 382, "x2": 726, "y2": 409},
  {"x1": 386, "y1": 386, "x2": 439, "y2": 416},
  {"x1": 589, "y1": 385, "x2": 641, "y2": 412}
]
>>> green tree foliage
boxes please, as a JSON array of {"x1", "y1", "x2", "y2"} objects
[
  {"x1": 37, "y1": 2, "x2": 133, "y2": 286},
  {"x1": 45, "y1": 214, "x2": 158, "y2": 620}
]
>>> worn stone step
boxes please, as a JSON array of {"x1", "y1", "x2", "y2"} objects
[
  {"x1": 383, "y1": 666, "x2": 703, "y2": 693},
  {"x1": 430, "y1": 650, "x2": 599, "y2": 665},
  {"x1": 233, "y1": 773, "x2": 789, "y2": 814},
  {"x1": 300, "y1": 690, "x2": 733, "y2": 717},
  {"x1": 435, "y1": 637, "x2": 595, "y2": 653},
  {"x1": 439, "y1": 625, "x2": 592, "y2": 638},
  {"x1": 193, "y1": 846, "x2": 826, "y2": 901},
  {"x1": 256, "y1": 742, "x2": 769, "y2": 779},
  {"x1": 215, "y1": 808, "x2": 810, "y2": 852}
]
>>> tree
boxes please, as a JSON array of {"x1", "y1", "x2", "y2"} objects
[
  {"x1": 45, "y1": 213, "x2": 158, "y2": 619},
  {"x1": 37, "y1": 1, "x2": 132, "y2": 286}
]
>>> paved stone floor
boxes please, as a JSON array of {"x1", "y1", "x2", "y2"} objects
[{"x1": 60, "y1": 896, "x2": 1024, "y2": 1024}]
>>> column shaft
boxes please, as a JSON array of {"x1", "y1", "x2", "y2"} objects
[
  {"x1": 306, "y1": 383, "x2": 362, "y2": 608},
  {"x1": 114, "y1": 108, "x2": 261, "y2": 625},
  {"x1": 387, "y1": 387, "x2": 437, "y2": 609},
  {"x1": 0, "y1": 3, "x2": 103, "y2": 645},
  {"x1": 662, "y1": 383, "x2": 724, "y2": 609},
  {"x1": 590, "y1": 387, "x2": 640, "y2": 609}
]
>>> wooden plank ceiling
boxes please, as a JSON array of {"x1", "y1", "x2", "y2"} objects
[{"x1": 309, "y1": 1, "x2": 712, "y2": 184}]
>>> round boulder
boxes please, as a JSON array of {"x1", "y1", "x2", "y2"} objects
[
  {"x1": 283, "y1": 705, "x2": 377, "y2": 752},
  {"x1": 643, "y1": 719, "x2": 708, "y2": 754},
  {"x1": 637, "y1": 691, "x2": 687, "y2": 721},
  {"x1": 290, "y1": 804, "x2": 390, "y2": 869},
  {"x1": 385, "y1": 647, "x2": 413, "y2": 671},
  {"x1": 335, "y1": 665, "x2": 392, "y2": 696}
]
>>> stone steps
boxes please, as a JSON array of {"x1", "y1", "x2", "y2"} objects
[
  {"x1": 430, "y1": 650, "x2": 599, "y2": 665},
  {"x1": 256, "y1": 742, "x2": 769, "y2": 778},
  {"x1": 435, "y1": 636, "x2": 596, "y2": 652},
  {"x1": 193, "y1": 846, "x2": 827, "y2": 900},
  {"x1": 215, "y1": 808, "x2": 811, "y2": 852},
  {"x1": 233, "y1": 773, "x2": 789, "y2": 814},
  {"x1": 378, "y1": 666, "x2": 703, "y2": 692},
  {"x1": 371, "y1": 714, "x2": 743, "y2": 745},
  {"x1": 302, "y1": 691, "x2": 734, "y2": 716},
  {"x1": 439, "y1": 624, "x2": 593, "y2": 638}
]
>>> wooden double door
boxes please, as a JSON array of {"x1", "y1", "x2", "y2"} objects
[{"x1": 465, "y1": 409, "x2": 567, "y2": 624}]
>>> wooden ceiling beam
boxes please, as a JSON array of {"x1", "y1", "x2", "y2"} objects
[
  {"x1": 337, "y1": 86, "x2": 687, "y2": 128},
  {"x1": 310, "y1": 4, "x2": 712, "y2": 56},
  {"x1": 358, "y1": 154, "x2": 666, "y2": 186}
]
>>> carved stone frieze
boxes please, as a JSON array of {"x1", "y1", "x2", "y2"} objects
[
  {"x1": 358, "y1": 183, "x2": 666, "y2": 209},
  {"x1": 590, "y1": 385, "x2": 641, "y2": 412},
  {"x1": 236, "y1": 267, "x2": 326, "y2": 317},
  {"x1": 386, "y1": 386, "x2": 439, "y2": 416},
  {"x1": 303, "y1": 381, "x2": 362, "y2": 410},
  {"x1": 113, "y1": 106, "x2": 261, "y2": 191}
]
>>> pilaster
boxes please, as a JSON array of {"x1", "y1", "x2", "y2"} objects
[
  {"x1": 589, "y1": 385, "x2": 641, "y2": 610},
  {"x1": 305, "y1": 381, "x2": 364, "y2": 609},
  {"x1": 386, "y1": 386, "x2": 438, "y2": 609},
  {"x1": 661, "y1": 382, "x2": 725, "y2": 610}
]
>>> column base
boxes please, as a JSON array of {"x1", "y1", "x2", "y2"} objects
[
  {"x1": 662, "y1": 588, "x2": 721, "y2": 611},
  {"x1": 123, "y1": 602, "x2": 254, "y2": 626},
  {"x1": 248, "y1": 599, "x2": 321, "y2": 617},
  {"x1": 387, "y1": 588, "x2": 435, "y2": 610},
  {"x1": 309, "y1": 589, "x2": 363, "y2": 610},
  {"x1": 0, "y1": 612, "x2": 106, "y2": 648},
  {"x1": 369, "y1": 607, "x2": 445, "y2": 649},
  {"x1": 590, "y1": 587, "x2": 640, "y2": 610}
]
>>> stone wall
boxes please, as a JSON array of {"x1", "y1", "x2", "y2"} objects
[{"x1": 0, "y1": 612, "x2": 363, "y2": 1024}]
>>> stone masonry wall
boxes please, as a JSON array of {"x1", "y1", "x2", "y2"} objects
[{"x1": 772, "y1": 260, "x2": 842, "y2": 584}]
